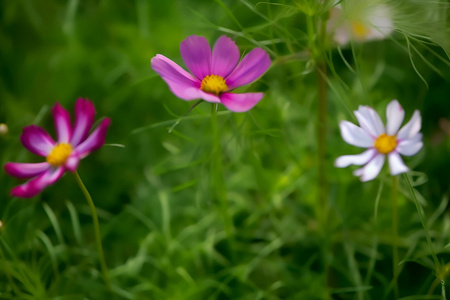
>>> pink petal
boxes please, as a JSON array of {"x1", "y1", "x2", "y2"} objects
[
  {"x1": 20, "y1": 125, "x2": 55, "y2": 157},
  {"x1": 353, "y1": 154, "x2": 385, "y2": 182},
  {"x1": 180, "y1": 35, "x2": 212, "y2": 80},
  {"x1": 10, "y1": 167, "x2": 65, "y2": 198},
  {"x1": 71, "y1": 98, "x2": 96, "y2": 146},
  {"x1": 198, "y1": 90, "x2": 221, "y2": 103},
  {"x1": 74, "y1": 118, "x2": 111, "y2": 158},
  {"x1": 397, "y1": 110, "x2": 421, "y2": 141},
  {"x1": 354, "y1": 106, "x2": 385, "y2": 138},
  {"x1": 151, "y1": 54, "x2": 202, "y2": 100},
  {"x1": 211, "y1": 36, "x2": 240, "y2": 78},
  {"x1": 334, "y1": 148, "x2": 377, "y2": 168},
  {"x1": 65, "y1": 156, "x2": 80, "y2": 172},
  {"x1": 385, "y1": 100, "x2": 404, "y2": 136},
  {"x1": 339, "y1": 121, "x2": 374, "y2": 148},
  {"x1": 388, "y1": 152, "x2": 409, "y2": 175},
  {"x1": 52, "y1": 102, "x2": 72, "y2": 143},
  {"x1": 226, "y1": 48, "x2": 271, "y2": 90},
  {"x1": 4, "y1": 162, "x2": 50, "y2": 178},
  {"x1": 163, "y1": 81, "x2": 221, "y2": 103},
  {"x1": 219, "y1": 92, "x2": 263, "y2": 112},
  {"x1": 151, "y1": 54, "x2": 199, "y2": 86}
]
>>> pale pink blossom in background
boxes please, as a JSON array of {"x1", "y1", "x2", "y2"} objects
[{"x1": 328, "y1": 3, "x2": 393, "y2": 45}]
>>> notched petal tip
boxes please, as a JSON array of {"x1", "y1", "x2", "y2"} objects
[
  {"x1": 397, "y1": 110, "x2": 422, "y2": 140},
  {"x1": 180, "y1": 35, "x2": 212, "y2": 80},
  {"x1": 226, "y1": 48, "x2": 271, "y2": 90},
  {"x1": 386, "y1": 99, "x2": 405, "y2": 135},
  {"x1": 74, "y1": 117, "x2": 111, "y2": 158},
  {"x1": 52, "y1": 101, "x2": 73, "y2": 143},
  {"x1": 20, "y1": 125, "x2": 55, "y2": 157},
  {"x1": 339, "y1": 120, "x2": 373, "y2": 148},
  {"x1": 4, "y1": 162, "x2": 50, "y2": 178},
  {"x1": 388, "y1": 152, "x2": 409, "y2": 175},
  {"x1": 10, "y1": 168, "x2": 65, "y2": 198},
  {"x1": 355, "y1": 154, "x2": 385, "y2": 182},
  {"x1": 334, "y1": 149, "x2": 376, "y2": 168},
  {"x1": 211, "y1": 35, "x2": 240, "y2": 78},
  {"x1": 71, "y1": 97, "x2": 97, "y2": 146}
]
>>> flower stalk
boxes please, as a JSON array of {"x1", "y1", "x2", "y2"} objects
[
  {"x1": 74, "y1": 171, "x2": 111, "y2": 289},
  {"x1": 210, "y1": 104, "x2": 233, "y2": 242},
  {"x1": 392, "y1": 175, "x2": 399, "y2": 298},
  {"x1": 317, "y1": 62, "x2": 328, "y2": 224}
]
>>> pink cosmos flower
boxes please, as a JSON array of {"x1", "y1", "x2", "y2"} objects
[
  {"x1": 335, "y1": 100, "x2": 422, "y2": 182},
  {"x1": 151, "y1": 35, "x2": 271, "y2": 112},
  {"x1": 4, "y1": 98, "x2": 111, "y2": 198}
]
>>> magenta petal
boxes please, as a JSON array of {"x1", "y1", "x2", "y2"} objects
[
  {"x1": 10, "y1": 167, "x2": 65, "y2": 198},
  {"x1": 52, "y1": 102, "x2": 72, "y2": 143},
  {"x1": 180, "y1": 35, "x2": 212, "y2": 80},
  {"x1": 226, "y1": 48, "x2": 271, "y2": 90},
  {"x1": 71, "y1": 98, "x2": 96, "y2": 147},
  {"x1": 211, "y1": 36, "x2": 240, "y2": 78},
  {"x1": 4, "y1": 162, "x2": 50, "y2": 178},
  {"x1": 75, "y1": 118, "x2": 111, "y2": 158},
  {"x1": 20, "y1": 125, "x2": 55, "y2": 156},
  {"x1": 65, "y1": 155, "x2": 80, "y2": 172},
  {"x1": 220, "y1": 92, "x2": 263, "y2": 112},
  {"x1": 151, "y1": 54, "x2": 202, "y2": 100}
]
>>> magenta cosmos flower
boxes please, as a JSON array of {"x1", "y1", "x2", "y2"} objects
[
  {"x1": 4, "y1": 98, "x2": 111, "y2": 198},
  {"x1": 151, "y1": 35, "x2": 271, "y2": 112},
  {"x1": 335, "y1": 100, "x2": 422, "y2": 181}
]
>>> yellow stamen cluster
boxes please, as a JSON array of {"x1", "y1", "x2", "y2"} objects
[
  {"x1": 374, "y1": 133, "x2": 397, "y2": 154},
  {"x1": 200, "y1": 75, "x2": 228, "y2": 95},
  {"x1": 46, "y1": 143, "x2": 73, "y2": 166},
  {"x1": 351, "y1": 21, "x2": 370, "y2": 40}
]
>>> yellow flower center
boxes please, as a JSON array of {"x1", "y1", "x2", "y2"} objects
[
  {"x1": 46, "y1": 143, "x2": 72, "y2": 166},
  {"x1": 374, "y1": 133, "x2": 397, "y2": 154},
  {"x1": 351, "y1": 21, "x2": 370, "y2": 40},
  {"x1": 200, "y1": 75, "x2": 228, "y2": 95}
]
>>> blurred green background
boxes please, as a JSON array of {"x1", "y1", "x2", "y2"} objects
[{"x1": 0, "y1": 0, "x2": 449, "y2": 299}]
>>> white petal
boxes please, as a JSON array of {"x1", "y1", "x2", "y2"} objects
[
  {"x1": 334, "y1": 28, "x2": 351, "y2": 45},
  {"x1": 354, "y1": 106, "x2": 385, "y2": 138},
  {"x1": 339, "y1": 120, "x2": 373, "y2": 148},
  {"x1": 397, "y1": 136, "x2": 423, "y2": 156},
  {"x1": 367, "y1": 4, "x2": 394, "y2": 39},
  {"x1": 385, "y1": 100, "x2": 405, "y2": 135},
  {"x1": 335, "y1": 148, "x2": 377, "y2": 168},
  {"x1": 397, "y1": 110, "x2": 421, "y2": 140},
  {"x1": 353, "y1": 154, "x2": 385, "y2": 182},
  {"x1": 328, "y1": 6, "x2": 351, "y2": 45},
  {"x1": 388, "y1": 152, "x2": 409, "y2": 175}
]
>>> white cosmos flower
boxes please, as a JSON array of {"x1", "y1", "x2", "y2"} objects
[
  {"x1": 328, "y1": 2, "x2": 394, "y2": 45},
  {"x1": 335, "y1": 100, "x2": 423, "y2": 182}
]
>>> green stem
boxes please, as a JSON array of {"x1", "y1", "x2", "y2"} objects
[
  {"x1": 317, "y1": 62, "x2": 328, "y2": 224},
  {"x1": 74, "y1": 171, "x2": 111, "y2": 288},
  {"x1": 404, "y1": 174, "x2": 440, "y2": 272},
  {"x1": 392, "y1": 176, "x2": 399, "y2": 299},
  {"x1": 210, "y1": 104, "x2": 233, "y2": 240}
]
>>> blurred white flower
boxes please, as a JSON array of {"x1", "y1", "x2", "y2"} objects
[
  {"x1": 328, "y1": 2, "x2": 393, "y2": 45},
  {"x1": 335, "y1": 100, "x2": 422, "y2": 181}
]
